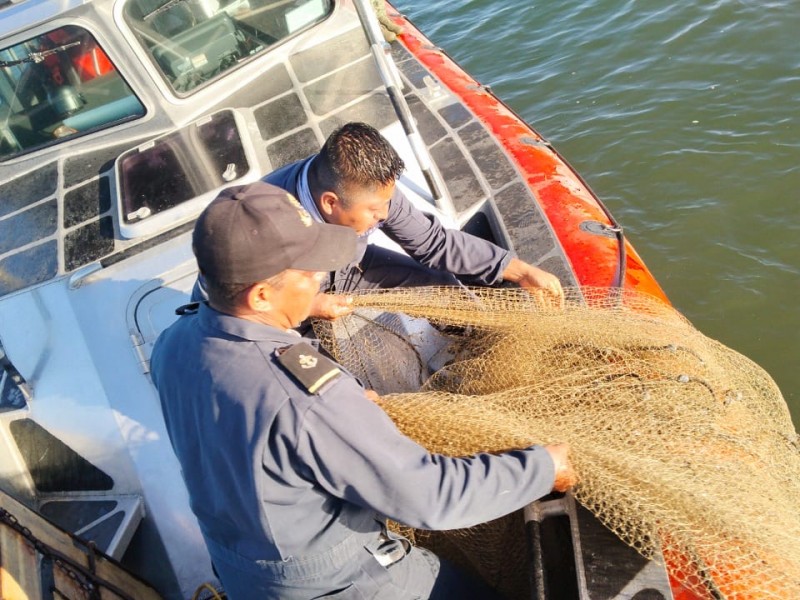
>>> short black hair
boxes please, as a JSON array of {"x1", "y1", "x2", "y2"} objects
[
  {"x1": 203, "y1": 271, "x2": 288, "y2": 312},
  {"x1": 312, "y1": 122, "x2": 405, "y2": 200}
]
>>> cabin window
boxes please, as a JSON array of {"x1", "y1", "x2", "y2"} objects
[
  {"x1": 0, "y1": 26, "x2": 145, "y2": 162},
  {"x1": 116, "y1": 109, "x2": 251, "y2": 238},
  {"x1": 124, "y1": 0, "x2": 333, "y2": 94}
]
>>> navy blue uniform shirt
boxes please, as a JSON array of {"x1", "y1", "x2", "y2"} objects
[{"x1": 151, "y1": 303, "x2": 555, "y2": 586}]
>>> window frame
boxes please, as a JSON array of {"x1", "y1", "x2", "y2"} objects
[
  {"x1": 120, "y1": 0, "x2": 335, "y2": 98},
  {"x1": 0, "y1": 23, "x2": 146, "y2": 163}
]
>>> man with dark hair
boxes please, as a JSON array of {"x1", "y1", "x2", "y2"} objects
[
  {"x1": 153, "y1": 181, "x2": 576, "y2": 599},
  {"x1": 265, "y1": 122, "x2": 565, "y2": 320}
]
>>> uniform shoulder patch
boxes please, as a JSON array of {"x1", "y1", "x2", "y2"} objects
[{"x1": 275, "y1": 343, "x2": 341, "y2": 394}]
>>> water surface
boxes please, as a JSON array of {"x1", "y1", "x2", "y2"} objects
[{"x1": 395, "y1": 0, "x2": 800, "y2": 424}]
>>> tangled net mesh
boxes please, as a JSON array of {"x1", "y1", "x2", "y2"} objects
[{"x1": 314, "y1": 286, "x2": 800, "y2": 600}]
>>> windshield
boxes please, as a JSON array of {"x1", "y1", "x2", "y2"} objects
[
  {"x1": 0, "y1": 26, "x2": 145, "y2": 161},
  {"x1": 124, "y1": 0, "x2": 333, "y2": 94}
]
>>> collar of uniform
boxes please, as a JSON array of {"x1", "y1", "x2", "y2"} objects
[
  {"x1": 198, "y1": 302, "x2": 318, "y2": 347},
  {"x1": 296, "y1": 157, "x2": 325, "y2": 224}
]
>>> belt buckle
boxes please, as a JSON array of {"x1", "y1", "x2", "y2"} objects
[{"x1": 373, "y1": 539, "x2": 407, "y2": 567}]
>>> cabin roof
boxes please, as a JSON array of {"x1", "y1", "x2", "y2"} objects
[{"x1": 1, "y1": 0, "x2": 88, "y2": 38}]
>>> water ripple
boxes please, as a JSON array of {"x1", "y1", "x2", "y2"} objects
[{"x1": 395, "y1": 0, "x2": 800, "y2": 409}]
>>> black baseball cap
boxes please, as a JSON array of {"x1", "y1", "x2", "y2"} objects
[{"x1": 193, "y1": 181, "x2": 356, "y2": 283}]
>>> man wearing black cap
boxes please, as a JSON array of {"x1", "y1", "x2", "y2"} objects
[{"x1": 151, "y1": 181, "x2": 576, "y2": 599}]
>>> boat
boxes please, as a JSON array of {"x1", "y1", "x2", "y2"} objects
[{"x1": 0, "y1": 0, "x2": 721, "y2": 597}]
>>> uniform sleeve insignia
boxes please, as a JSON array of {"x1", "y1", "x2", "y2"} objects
[
  {"x1": 298, "y1": 354, "x2": 317, "y2": 369},
  {"x1": 276, "y1": 343, "x2": 341, "y2": 394}
]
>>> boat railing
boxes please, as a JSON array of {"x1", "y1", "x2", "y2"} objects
[
  {"x1": 0, "y1": 488, "x2": 160, "y2": 599},
  {"x1": 352, "y1": 0, "x2": 450, "y2": 207}
]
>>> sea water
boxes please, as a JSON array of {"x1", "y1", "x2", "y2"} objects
[{"x1": 395, "y1": 0, "x2": 800, "y2": 424}]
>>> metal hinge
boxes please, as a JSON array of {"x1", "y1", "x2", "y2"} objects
[
  {"x1": 0, "y1": 339, "x2": 33, "y2": 403},
  {"x1": 129, "y1": 331, "x2": 150, "y2": 375}
]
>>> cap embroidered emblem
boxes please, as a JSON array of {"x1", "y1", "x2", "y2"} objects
[
  {"x1": 285, "y1": 193, "x2": 313, "y2": 227},
  {"x1": 299, "y1": 354, "x2": 318, "y2": 369},
  {"x1": 297, "y1": 209, "x2": 312, "y2": 227}
]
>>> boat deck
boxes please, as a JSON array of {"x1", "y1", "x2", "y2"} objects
[{"x1": 1, "y1": 3, "x2": 680, "y2": 597}]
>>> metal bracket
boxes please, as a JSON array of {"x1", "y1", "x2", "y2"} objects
[{"x1": 580, "y1": 220, "x2": 623, "y2": 239}]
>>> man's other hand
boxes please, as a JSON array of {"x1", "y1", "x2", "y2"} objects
[
  {"x1": 310, "y1": 293, "x2": 354, "y2": 320},
  {"x1": 502, "y1": 258, "x2": 564, "y2": 308},
  {"x1": 544, "y1": 443, "x2": 578, "y2": 492}
]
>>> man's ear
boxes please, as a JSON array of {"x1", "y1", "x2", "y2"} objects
[
  {"x1": 243, "y1": 282, "x2": 272, "y2": 312},
  {"x1": 318, "y1": 191, "x2": 339, "y2": 216}
]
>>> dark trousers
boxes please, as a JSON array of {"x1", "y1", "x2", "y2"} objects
[
  {"x1": 329, "y1": 245, "x2": 459, "y2": 293},
  {"x1": 209, "y1": 537, "x2": 502, "y2": 599}
]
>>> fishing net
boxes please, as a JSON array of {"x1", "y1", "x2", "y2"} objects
[{"x1": 314, "y1": 286, "x2": 800, "y2": 600}]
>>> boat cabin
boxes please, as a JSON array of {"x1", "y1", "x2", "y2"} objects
[{"x1": 0, "y1": 0, "x2": 672, "y2": 597}]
